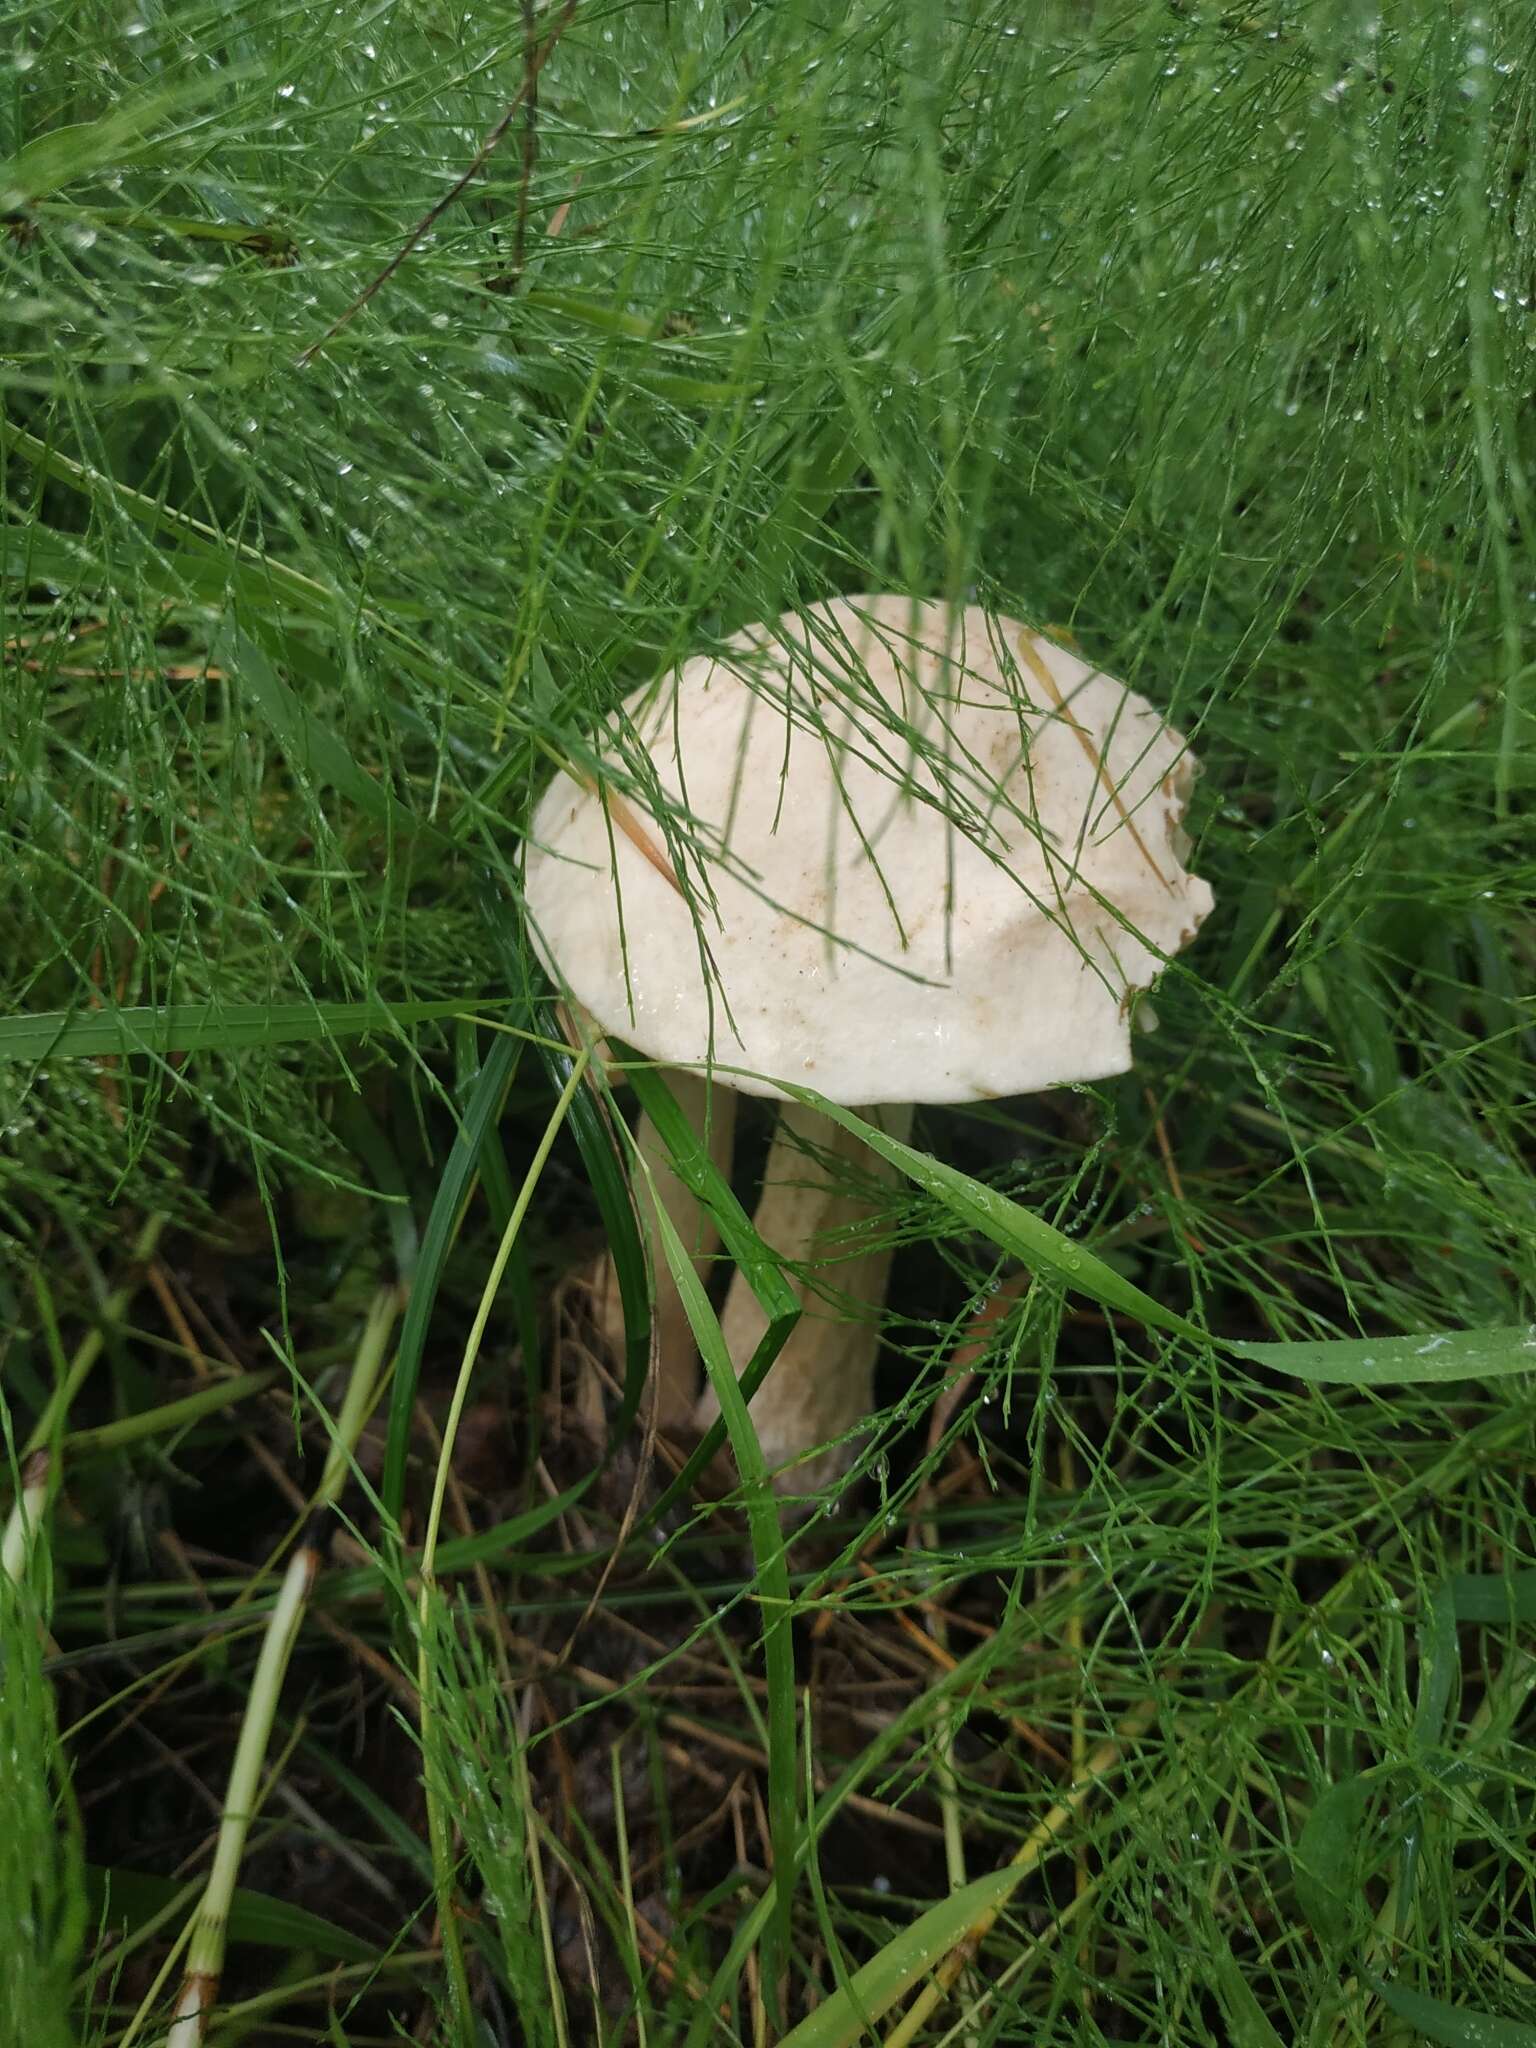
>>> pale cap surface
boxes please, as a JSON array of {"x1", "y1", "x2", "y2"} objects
[{"x1": 524, "y1": 595, "x2": 1213, "y2": 1104}]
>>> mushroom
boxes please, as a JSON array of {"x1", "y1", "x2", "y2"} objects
[{"x1": 524, "y1": 595, "x2": 1213, "y2": 1488}]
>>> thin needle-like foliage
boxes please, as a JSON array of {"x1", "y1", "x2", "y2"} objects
[{"x1": 2, "y1": 2, "x2": 1535, "y2": 2044}]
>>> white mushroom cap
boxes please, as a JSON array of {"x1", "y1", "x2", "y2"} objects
[{"x1": 524, "y1": 595, "x2": 1213, "y2": 1104}]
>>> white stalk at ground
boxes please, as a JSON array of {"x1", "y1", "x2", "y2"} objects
[
  {"x1": 695, "y1": 1101, "x2": 913, "y2": 1489},
  {"x1": 595, "y1": 1070, "x2": 737, "y2": 1433},
  {"x1": 1, "y1": 1449, "x2": 51, "y2": 1588},
  {"x1": 3, "y1": 1213, "x2": 166, "y2": 1594}
]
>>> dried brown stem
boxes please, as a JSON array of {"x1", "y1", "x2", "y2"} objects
[{"x1": 297, "y1": 0, "x2": 579, "y2": 364}]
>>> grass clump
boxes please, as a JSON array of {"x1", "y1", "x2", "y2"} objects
[{"x1": 2, "y1": 1, "x2": 1535, "y2": 2044}]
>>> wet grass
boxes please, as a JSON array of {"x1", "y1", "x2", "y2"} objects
[{"x1": 3, "y1": 1, "x2": 1536, "y2": 2043}]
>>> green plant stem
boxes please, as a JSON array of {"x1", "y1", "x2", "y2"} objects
[
  {"x1": 156, "y1": 1287, "x2": 399, "y2": 2048},
  {"x1": 882, "y1": 1700, "x2": 1161, "y2": 2048},
  {"x1": 24, "y1": 1212, "x2": 167, "y2": 1457},
  {"x1": 61, "y1": 1369, "x2": 277, "y2": 1457},
  {"x1": 164, "y1": 1549, "x2": 317, "y2": 2047},
  {"x1": 414, "y1": 1045, "x2": 590, "y2": 2041}
]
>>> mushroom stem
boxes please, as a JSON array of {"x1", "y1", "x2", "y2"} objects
[
  {"x1": 696, "y1": 1101, "x2": 913, "y2": 1489},
  {"x1": 595, "y1": 1071, "x2": 737, "y2": 1434}
]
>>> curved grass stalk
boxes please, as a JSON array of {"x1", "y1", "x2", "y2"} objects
[{"x1": 156, "y1": 1287, "x2": 400, "y2": 2048}]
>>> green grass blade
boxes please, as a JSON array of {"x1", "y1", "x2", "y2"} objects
[
  {"x1": 1208, "y1": 1948, "x2": 1287, "y2": 2048},
  {"x1": 773, "y1": 1865, "x2": 1029, "y2": 2048},
  {"x1": 646, "y1": 1189, "x2": 800, "y2": 2022},
  {"x1": 784, "y1": 1087, "x2": 1207, "y2": 1341},
  {"x1": 1447, "y1": 1571, "x2": 1536, "y2": 1625},
  {"x1": 1230, "y1": 1326, "x2": 1536, "y2": 1385},
  {"x1": 0, "y1": 1000, "x2": 481, "y2": 1063},
  {"x1": 455, "y1": 1027, "x2": 540, "y2": 1467},
  {"x1": 795, "y1": 1094, "x2": 1535, "y2": 1392},
  {"x1": 295, "y1": 1737, "x2": 435, "y2": 1883},
  {"x1": 0, "y1": 70, "x2": 248, "y2": 207},
  {"x1": 83, "y1": 1865, "x2": 377, "y2": 1965},
  {"x1": 1293, "y1": 1775, "x2": 1376, "y2": 1952},
  {"x1": 0, "y1": 425, "x2": 334, "y2": 613},
  {"x1": 539, "y1": 1042, "x2": 652, "y2": 1444},
  {"x1": 0, "y1": 1578, "x2": 84, "y2": 2048},
  {"x1": 626, "y1": 1059, "x2": 800, "y2": 1524},
  {"x1": 1414, "y1": 1583, "x2": 1460, "y2": 1753},
  {"x1": 382, "y1": 1031, "x2": 522, "y2": 1538},
  {"x1": 214, "y1": 627, "x2": 449, "y2": 852},
  {"x1": 62, "y1": 1369, "x2": 276, "y2": 1456},
  {"x1": 1366, "y1": 1975, "x2": 1536, "y2": 2047}
]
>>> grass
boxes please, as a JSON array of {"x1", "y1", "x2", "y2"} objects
[{"x1": 3, "y1": 0, "x2": 1535, "y2": 2042}]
